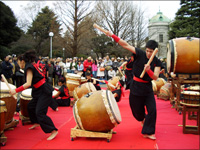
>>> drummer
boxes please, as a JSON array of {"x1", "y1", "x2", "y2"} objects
[
  {"x1": 85, "y1": 72, "x2": 101, "y2": 90},
  {"x1": 112, "y1": 80, "x2": 125, "y2": 102},
  {"x1": 10, "y1": 50, "x2": 58, "y2": 140},
  {"x1": 51, "y1": 77, "x2": 71, "y2": 107}
]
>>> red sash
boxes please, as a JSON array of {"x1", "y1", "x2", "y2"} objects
[{"x1": 133, "y1": 76, "x2": 149, "y2": 83}]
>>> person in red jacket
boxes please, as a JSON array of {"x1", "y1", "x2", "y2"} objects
[{"x1": 83, "y1": 56, "x2": 92, "y2": 77}]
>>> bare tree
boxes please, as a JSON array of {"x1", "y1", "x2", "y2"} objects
[{"x1": 53, "y1": 0, "x2": 94, "y2": 57}]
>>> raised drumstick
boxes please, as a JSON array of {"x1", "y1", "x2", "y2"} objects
[
  {"x1": 93, "y1": 23, "x2": 108, "y2": 34},
  {"x1": 140, "y1": 48, "x2": 158, "y2": 78},
  {"x1": 1, "y1": 74, "x2": 17, "y2": 100}
]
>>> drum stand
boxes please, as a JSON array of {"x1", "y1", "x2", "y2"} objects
[
  {"x1": 19, "y1": 111, "x2": 31, "y2": 125},
  {"x1": 169, "y1": 75, "x2": 200, "y2": 114},
  {"x1": 0, "y1": 132, "x2": 7, "y2": 146},
  {"x1": 70, "y1": 125, "x2": 116, "y2": 142},
  {"x1": 4, "y1": 118, "x2": 19, "y2": 130}
]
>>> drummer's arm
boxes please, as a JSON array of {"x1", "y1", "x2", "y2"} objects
[{"x1": 10, "y1": 69, "x2": 32, "y2": 95}]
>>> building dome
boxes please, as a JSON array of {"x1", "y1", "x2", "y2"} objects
[{"x1": 149, "y1": 11, "x2": 171, "y2": 23}]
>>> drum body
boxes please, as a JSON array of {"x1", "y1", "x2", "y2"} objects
[
  {"x1": 0, "y1": 100, "x2": 7, "y2": 134},
  {"x1": 159, "y1": 83, "x2": 172, "y2": 99},
  {"x1": 167, "y1": 37, "x2": 200, "y2": 74},
  {"x1": 152, "y1": 78, "x2": 166, "y2": 92},
  {"x1": 73, "y1": 82, "x2": 97, "y2": 101},
  {"x1": 107, "y1": 76, "x2": 120, "y2": 91},
  {"x1": 20, "y1": 88, "x2": 32, "y2": 117},
  {"x1": 73, "y1": 90, "x2": 121, "y2": 132},
  {"x1": 0, "y1": 82, "x2": 17, "y2": 124},
  {"x1": 181, "y1": 91, "x2": 200, "y2": 105},
  {"x1": 66, "y1": 73, "x2": 81, "y2": 97}
]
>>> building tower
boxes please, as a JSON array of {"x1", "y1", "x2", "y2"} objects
[{"x1": 148, "y1": 11, "x2": 171, "y2": 58}]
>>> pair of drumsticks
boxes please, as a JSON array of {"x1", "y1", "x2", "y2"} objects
[{"x1": 93, "y1": 23, "x2": 158, "y2": 78}]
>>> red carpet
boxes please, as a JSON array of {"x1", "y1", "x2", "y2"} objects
[{"x1": 1, "y1": 89, "x2": 199, "y2": 149}]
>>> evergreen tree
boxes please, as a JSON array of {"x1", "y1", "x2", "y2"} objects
[
  {"x1": 169, "y1": 0, "x2": 200, "y2": 39},
  {"x1": 0, "y1": 2, "x2": 21, "y2": 47},
  {"x1": 27, "y1": 6, "x2": 62, "y2": 55}
]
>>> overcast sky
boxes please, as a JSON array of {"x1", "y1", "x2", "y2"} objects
[{"x1": 3, "y1": 1, "x2": 181, "y2": 20}]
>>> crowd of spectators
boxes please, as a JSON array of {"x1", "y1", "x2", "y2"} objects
[{"x1": 0, "y1": 54, "x2": 130, "y2": 87}]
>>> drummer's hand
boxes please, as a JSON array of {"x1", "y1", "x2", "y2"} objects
[
  {"x1": 10, "y1": 89, "x2": 16, "y2": 95},
  {"x1": 144, "y1": 64, "x2": 150, "y2": 72},
  {"x1": 160, "y1": 69, "x2": 165, "y2": 74}
]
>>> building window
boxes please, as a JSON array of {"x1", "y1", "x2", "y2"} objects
[{"x1": 159, "y1": 34, "x2": 163, "y2": 43}]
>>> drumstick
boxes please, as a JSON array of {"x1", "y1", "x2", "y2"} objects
[
  {"x1": 92, "y1": 77, "x2": 116, "y2": 89},
  {"x1": 53, "y1": 78, "x2": 55, "y2": 88},
  {"x1": 1, "y1": 74, "x2": 17, "y2": 100},
  {"x1": 117, "y1": 67, "x2": 124, "y2": 77},
  {"x1": 93, "y1": 23, "x2": 108, "y2": 34},
  {"x1": 140, "y1": 48, "x2": 158, "y2": 78}
]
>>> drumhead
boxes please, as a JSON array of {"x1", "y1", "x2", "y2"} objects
[
  {"x1": 181, "y1": 91, "x2": 200, "y2": 96},
  {"x1": 0, "y1": 100, "x2": 5, "y2": 106},
  {"x1": 0, "y1": 81, "x2": 16, "y2": 92},
  {"x1": 188, "y1": 86, "x2": 200, "y2": 91},
  {"x1": 20, "y1": 88, "x2": 32, "y2": 100},
  {"x1": 53, "y1": 90, "x2": 58, "y2": 96},
  {"x1": 66, "y1": 73, "x2": 81, "y2": 78},
  {"x1": 103, "y1": 90, "x2": 122, "y2": 124}
]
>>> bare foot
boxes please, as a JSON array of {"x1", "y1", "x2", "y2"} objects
[
  {"x1": 47, "y1": 130, "x2": 58, "y2": 140},
  {"x1": 29, "y1": 124, "x2": 40, "y2": 130},
  {"x1": 141, "y1": 119, "x2": 145, "y2": 127},
  {"x1": 56, "y1": 108, "x2": 59, "y2": 111},
  {"x1": 143, "y1": 134, "x2": 156, "y2": 140}
]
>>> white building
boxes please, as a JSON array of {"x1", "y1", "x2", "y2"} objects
[{"x1": 148, "y1": 11, "x2": 171, "y2": 58}]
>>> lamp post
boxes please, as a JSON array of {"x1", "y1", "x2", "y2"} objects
[
  {"x1": 63, "y1": 48, "x2": 65, "y2": 58},
  {"x1": 49, "y1": 32, "x2": 54, "y2": 58}
]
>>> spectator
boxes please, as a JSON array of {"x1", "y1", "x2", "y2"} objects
[
  {"x1": 65, "y1": 58, "x2": 71, "y2": 73},
  {"x1": 85, "y1": 72, "x2": 101, "y2": 90},
  {"x1": 48, "y1": 60, "x2": 54, "y2": 85},
  {"x1": 97, "y1": 58, "x2": 105, "y2": 79},
  {"x1": 92, "y1": 59, "x2": 98, "y2": 78},
  {"x1": 112, "y1": 57, "x2": 119, "y2": 73},
  {"x1": 77, "y1": 61, "x2": 84, "y2": 74},
  {"x1": 108, "y1": 67, "x2": 116, "y2": 80},
  {"x1": 70, "y1": 59, "x2": 77, "y2": 74},
  {"x1": 54, "y1": 62, "x2": 62, "y2": 86},
  {"x1": 104, "y1": 55, "x2": 112, "y2": 80},
  {"x1": 1, "y1": 55, "x2": 13, "y2": 84},
  {"x1": 83, "y1": 56, "x2": 92, "y2": 77}
]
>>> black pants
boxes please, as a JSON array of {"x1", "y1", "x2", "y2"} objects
[
  {"x1": 129, "y1": 92, "x2": 157, "y2": 135},
  {"x1": 51, "y1": 98, "x2": 70, "y2": 107},
  {"x1": 28, "y1": 87, "x2": 57, "y2": 133}
]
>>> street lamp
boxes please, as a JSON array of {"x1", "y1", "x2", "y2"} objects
[
  {"x1": 49, "y1": 32, "x2": 54, "y2": 58},
  {"x1": 63, "y1": 48, "x2": 65, "y2": 58}
]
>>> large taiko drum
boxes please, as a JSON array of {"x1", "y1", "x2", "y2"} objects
[
  {"x1": 0, "y1": 81, "x2": 17, "y2": 124},
  {"x1": 73, "y1": 82, "x2": 97, "y2": 101},
  {"x1": 66, "y1": 73, "x2": 81, "y2": 97},
  {"x1": 152, "y1": 78, "x2": 166, "y2": 92},
  {"x1": 167, "y1": 37, "x2": 200, "y2": 74},
  {"x1": 107, "y1": 76, "x2": 120, "y2": 91},
  {"x1": 0, "y1": 100, "x2": 7, "y2": 134},
  {"x1": 73, "y1": 90, "x2": 121, "y2": 132},
  {"x1": 159, "y1": 83, "x2": 172, "y2": 100},
  {"x1": 20, "y1": 88, "x2": 32, "y2": 117},
  {"x1": 181, "y1": 91, "x2": 200, "y2": 105}
]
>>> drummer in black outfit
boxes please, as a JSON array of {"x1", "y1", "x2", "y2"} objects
[
  {"x1": 112, "y1": 80, "x2": 125, "y2": 102},
  {"x1": 52, "y1": 77, "x2": 71, "y2": 107},
  {"x1": 119, "y1": 54, "x2": 135, "y2": 90},
  {"x1": 10, "y1": 50, "x2": 58, "y2": 140},
  {"x1": 105, "y1": 31, "x2": 161, "y2": 140},
  {"x1": 85, "y1": 72, "x2": 101, "y2": 90}
]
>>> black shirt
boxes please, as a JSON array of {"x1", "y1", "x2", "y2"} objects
[
  {"x1": 112, "y1": 89, "x2": 121, "y2": 102},
  {"x1": 59, "y1": 85, "x2": 70, "y2": 99},
  {"x1": 130, "y1": 48, "x2": 162, "y2": 96}
]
